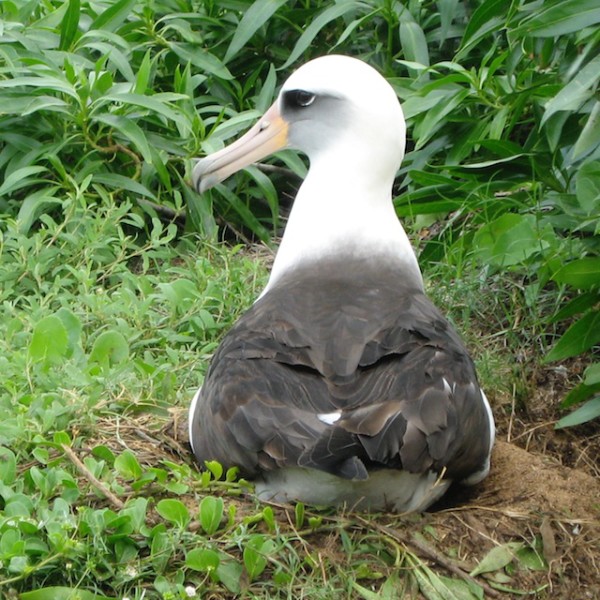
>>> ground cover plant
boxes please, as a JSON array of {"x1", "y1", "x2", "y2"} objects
[{"x1": 1, "y1": 0, "x2": 599, "y2": 598}]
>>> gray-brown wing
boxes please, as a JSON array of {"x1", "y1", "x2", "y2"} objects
[{"x1": 189, "y1": 267, "x2": 492, "y2": 481}]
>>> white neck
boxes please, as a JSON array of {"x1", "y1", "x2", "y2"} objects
[{"x1": 261, "y1": 154, "x2": 423, "y2": 296}]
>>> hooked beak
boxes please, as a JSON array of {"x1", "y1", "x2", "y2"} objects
[{"x1": 192, "y1": 102, "x2": 289, "y2": 193}]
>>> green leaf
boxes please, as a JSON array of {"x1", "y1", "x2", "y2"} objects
[
  {"x1": 156, "y1": 499, "x2": 190, "y2": 529},
  {"x1": 28, "y1": 315, "x2": 69, "y2": 366},
  {"x1": 0, "y1": 447, "x2": 17, "y2": 485},
  {"x1": 199, "y1": 496, "x2": 224, "y2": 535},
  {"x1": 541, "y1": 55, "x2": 600, "y2": 126},
  {"x1": 414, "y1": 89, "x2": 470, "y2": 149},
  {"x1": 90, "y1": 0, "x2": 138, "y2": 32},
  {"x1": 20, "y1": 587, "x2": 113, "y2": 600},
  {"x1": 168, "y1": 43, "x2": 233, "y2": 80},
  {"x1": 89, "y1": 330, "x2": 130, "y2": 367},
  {"x1": 561, "y1": 378, "x2": 600, "y2": 408},
  {"x1": 457, "y1": 0, "x2": 507, "y2": 59},
  {"x1": 95, "y1": 92, "x2": 185, "y2": 126},
  {"x1": 186, "y1": 547, "x2": 220, "y2": 572},
  {"x1": 550, "y1": 291, "x2": 600, "y2": 322},
  {"x1": 59, "y1": 0, "x2": 80, "y2": 50},
  {"x1": 243, "y1": 535, "x2": 275, "y2": 581},
  {"x1": 213, "y1": 184, "x2": 271, "y2": 244},
  {"x1": 281, "y1": 2, "x2": 369, "y2": 69},
  {"x1": 55, "y1": 308, "x2": 82, "y2": 356},
  {"x1": 17, "y1": 188, "x2": 62, "y2": 234},
  {"x1": 472, "y1": 214, "x2": 550, "y2": 267},
  {"x1": 513, "y1": 0, "x2": 600, "y2": 37},
  {"x1": 216, "y1": 560, "x2": 243, "y2": 594},
  {"x1": 545, "y1": 310, "x2": 600, "y2": 362},
  {"x1": 399, "y1": 20, "x2": 429, "y2": 67},
  {"x1": 575, "y1": 160, "x2": 600, "y2": 214},
  {"x1": 0, "y1": 166, "x2": 47, "y2": 196},
  {"x1": 573, "y1": 102, "x2": 600, "y2": 161},
  {"x1": 114, "y1": 450, "x2": 143, "y2": 480},
  {"x1": 552, "y1": 258, "x2": 600, "y2": 289},
  {"x1": 225, "y1": 0, "x2": 287, "y2": 63},
  {"x1": 470, "y1": 542, "x2": 523, "y2": 576},
  {"x1": 556, "y1": 396, "x2": 600, "y2": 428},
  {"x1": 92, "y1": 173, "x2": 157, "y2": 200},
  {"x1": 584, "y1": 363, "x2": 600, "y2": 387}
]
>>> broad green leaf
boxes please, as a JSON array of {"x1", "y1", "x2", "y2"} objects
[
  {"x1": 552, "y1": 258, "x2": 600, "y2": 289},
  {"x1": 92, "y1": 173, "x2": 157, "y2": 200},
  {"x1": 134, "y1": 50, "x2": 152, "y2": 94},
  {"x1": 114, "y1": 450, "x2": 143, "y2": 480},
  {"x1": 199, "y1": 496, "x2": 224, "y2": 535},
  {"x1": 575, "y1": 160, "x2": 600, "y2": 214},
  {"x1": 414, "y1": 89, "x2": 470, "y2": 149},
  {"x1": 545, "y1": 310, "x2": 600, "y2": 362},
  {"x1": 88, "y1": 330, "x2": 130, "y2": 366},
  {"x1": 21, "y1": 96, "x2": 70, "y2": 116},
  {"x1": 216, "y1": 560, "x2": 243, "y2": 594},
  {"x1": 156, "y1": 499, "x2": 190, "y2": 528},
  {"x1": 28, "y1": 315, "x2": 69, "y2": 366},
  {"x1": 243, "y1": 535, "x2": 275, "y2": 581},
  {"x1": 472, "y1": 214, "x2": 550, "y2": 267},
  {"x1": 55, "y1": 308, "x2": 82, "y2": 354},
  {"x1": 0, "y1": 166, "x2": 47, "y2": 196},
  {"x1": 438, "y1": 0, "x2": 460, "y2": 44},
  {"x1": 157, "y1": 278, "x2": 199, "y2": 313},
  {"x1": 94, "y1": 91, "x2": 187, "y2": 124},
  {"x1": 470, "y1": 542, "x2": 523, "y2": 576},
  {"x1": 59, "y1": 0, "x2": 80, "y2": 50},
  {"x1": 573, "y1": 102, "x2": 600, "y2": 161},
  {"x1": 0, "y1": 447, "x2": 17, "y2": 485},
  {"x1": 556, "y1": 396, "x2": 600, "y2": 428},
  {"x1": 168, "y1": 43, "x2": 233, "y2": 80},
  {"x1": 186, "y1": 547, "x2": 220, "y2": 572},
  {"x1": 561, "y1": 377, "x2": 600, "y2": 406},
  {"x1": 551, "y1": 291, "x2": 600, "y2": 322},
  {"x1": 17, "y1": 188, "x2": 62, "y2": 234},
  {"x1": 281, "y1": 2, "x2": 369, "y2": 69},
  {"x1": 513, "y1": 0, "x2": 600, "y2": 37},
  {"x1": 245, "y1": 165, "x2": 279, "y2": 229},
  {"x1": 541, "y1": 55, "x2": 600, "y2": 126},
  {"x1": 584, "y1": 363, "x2": 600, "y2": 386},
  {"x1": 399, "y1": 21, "x2": 429, "y2": 67},
  {"x1": 90, "y1": 0, "x2": 138, "y2": 32},
  {"x1": 0, "y1": 76, "x2": 79, "y2": 100},
  {"x1": 225, "y1": 0, "x2": 287, "y2": 63},
  {"x1": 255, "y1": 63, "x2": 277, "y2": 113},
  {"x1": 20, "y1": 587, "x2": 113, "y2": 600}
]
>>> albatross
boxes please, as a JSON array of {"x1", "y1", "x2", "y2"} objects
[{"x1": 189, "y1": 55, "x2": 494, "y2": 512}]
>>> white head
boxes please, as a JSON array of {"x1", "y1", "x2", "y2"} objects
[
  {"x1": 192, "y1": 55, "x2": 421, "y2": 290},
  {"x1": 192, "y1": 55, "x2": 406, "y2": 193}
]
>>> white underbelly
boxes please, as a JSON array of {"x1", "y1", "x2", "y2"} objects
[{"x1": 255, "y1": 467, "x2": 451, "y2": 513}]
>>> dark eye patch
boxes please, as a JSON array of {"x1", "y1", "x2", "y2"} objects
[{"x1": 284, "y1": 89, "x2": 316, "y2": 109}]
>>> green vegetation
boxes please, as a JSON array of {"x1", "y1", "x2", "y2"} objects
[{"x1": 0, "y1": 0, "x2": 599, "y2": 598}]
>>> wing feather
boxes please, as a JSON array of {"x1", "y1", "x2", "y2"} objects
[{"x1": 189, "y1": 262, "x2": 493, "y2": 482}]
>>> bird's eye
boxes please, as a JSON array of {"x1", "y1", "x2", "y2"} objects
[{"x1": 290, "y1": 90, "x2": 316, "y2": 107}]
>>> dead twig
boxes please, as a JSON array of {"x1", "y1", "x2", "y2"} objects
[{"x1": 62, "y1": 444, "x2": 125, "y2": 511}]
